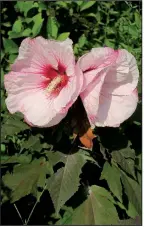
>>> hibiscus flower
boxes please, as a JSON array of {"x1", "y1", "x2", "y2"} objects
[
  {"x1": 4, "y1": 37, "x2": 83, "y2": 127},
  {"x1": 77, "y1": 47, "x2": 139, "y2": 128}
]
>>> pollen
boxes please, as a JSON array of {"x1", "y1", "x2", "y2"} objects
[{"x1": 46, "y1": 75, "x2": 62, "y2": 93}]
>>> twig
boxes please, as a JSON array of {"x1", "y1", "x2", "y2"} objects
[
  {"x1": 24, "y1": 183, "x2": 47, "y2": 225},
  {"x1": 14, "y1": 203, "x2": 25, "y2": 225}
]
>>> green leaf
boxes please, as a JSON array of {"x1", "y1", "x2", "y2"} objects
[
  {"x1": 2, "y1": 158, "x2": 52, "y2": 202},
  {"x1": 121, "y1": 170, "x2": 141, "y2": 215},
  {"x1": 57, "y1": 32, "x2": 70, "y2": 41},
  {"x1": 1, "y1": 116, "x2": 29, "y2": 141},
  {"x1": 129, "y1": 24, "x2": 138, "y2": 38},
  {"x1": 12, "y1": 19, "x2": 22, "y2": 33},
  {"x1": 47, "y1": 153, "x2": 86, "y2": 215},
  {"x1": 2, "y1": 22, "x2": 11, "y2": 27},
  {"x1": 15, "y1": 1, "x2": 38, "y2": 17},
  {"x1": 55, "y1": 1, "x2": 68, "y2": 9},
  {"x1": 58, "y1": 185, "x2": 119, "y2": 225},
  {"x1": 21, "y1": 135, "x2": 42, "y2": 152},
  {"x1": 134, "y1": 11, "x2": 141, "y2": 28},
  {"x1": 3, "y1": 38, "x2": 18, "y2": 54},
  {"x1": 78, "y1": 34, "x2": 86, "y2": 48},
  {"x1": 100, "y1": 162, "x2": 122, "y2": 202},
  {"x1": 80, "y1": 1, "x2": 96, "y2": 12},
  {"x1": 46, "y1": 151, "x2": 67, "y2": 166},
  {"x1": 1, "y1": 154, "x2": 32, "y2": 165},
  {"x1": 118, "y1": 216, "x2": 141, "y2": 225},
  {"x1": 126, "y1": 202, "x2": 138, "y2": 219},
  {"x1": 9, "y1": 54, "x2": 17, "y2": 64},
  {"x1": 104, "y1": 39, "x2": 115, "y2": 48},
  {"x1": 135, "y1": 154, "x2": 141, "y2": 171},
  {"x1": 111, "y1": 147, "x2": 136, "y2": 179},
  {"x1": 22, "y1": 28, "x2": 32, "y2": 37},
  {"x1": 47, "y1": 16, "x2": 58, "y2": 39},
  {"x1": 76, "y1": 1, "x2": 83, "y2": 6},
  {"x1": 32, "y1": 13, "x2": 44, "y2": 37},
  {"x1": 1, "y1": 144, "x2": 6, "y2": 153}
]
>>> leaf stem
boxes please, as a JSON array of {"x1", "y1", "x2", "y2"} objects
[
  {"x1": 14, "y1": 203, "x2": 25, "y2": 225},
  {"x1": 24, "y1": 182, "x2": 47, "y2": 225}
]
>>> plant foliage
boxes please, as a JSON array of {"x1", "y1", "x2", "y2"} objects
[{"x1": 1, "y1": 1, "x2": 142, "y2": 225}]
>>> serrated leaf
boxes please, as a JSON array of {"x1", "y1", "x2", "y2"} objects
[
  {"x1": 21, "y1": 135, "x2": 42, "y2": 152},
  {"x1": 47, "y1": 16, "x2": 58, "y2": 39},
  {"x1": 47, "y1": 153, "x2": 86, "y2": 215},
  {"x1": 121, "y1": 171, "x2": 141, "y2": 215},
  {"x1": 57, "y1": 32, "x2": 70, "y2": 41},
  {"x1": 12, "y1": 19, "x2": 22, "y2": 33},
  {"x1": 2, "y1": 158, "x2": 52, "y2": 202},
  {"x1": 58, "y1": 185, "x2": 119, "y2": 225},
  {"x1": 3, "y1": 38, "x2": 18, "y2": 54},
  {"x1": 111, "y1": 148, "x2": 136, "y2": 179},
  {"x1": 78, "y1": 149, "x2": 101, "y2": 167},
  {"x1": 32, "y1": 13, "x2": 44, "y2": 37},
  {"x1": 1, "y1": 154, "x2": 32, "y2": 165},
  {"x1": 46, "y1": 151, "x2": 67, "y2": 166},
  {"x1": 100, "y1": 162, "x2": 122, "y2": 202},
  {"x1": 80, "y1": 1, "x2": 96, "y2": 12},
  {"x1": 1, "y1": 117, "x2": 29, "y2": 141}
]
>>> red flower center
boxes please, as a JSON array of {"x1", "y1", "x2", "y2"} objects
[{"x1": 41, "y1": 64, "x2": 68, "y2": 95}]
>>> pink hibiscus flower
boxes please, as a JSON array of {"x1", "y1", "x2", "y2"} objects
[
  {"x1": 77, "y1": 47, "x2": 139, "y2": 128},
  {"x1": 4, "y1": 37, "x2": 83, "y2": 127}
]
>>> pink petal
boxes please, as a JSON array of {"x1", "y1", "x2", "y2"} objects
[
  {"x1": 78, "y1": 47, "x2": 118, "y2": 92},
  {"x1": 94, "y1": 89, "x2": 138, "y2": 127},
  {"x1": 5, "y1": 37, "x2": 83, "y2": 128},
  {"x1": 11, "y1": 37, "x2": 74, "y2": 76},
  {"x1": 80, "y1": 69, "x2": 107, "y2": 126},
  {"x1": 102, "y1": 49, "x2": 139, "y2": 95},
  {"x1": 78, "y1": 47, "x2": 139, "y2": 128}
]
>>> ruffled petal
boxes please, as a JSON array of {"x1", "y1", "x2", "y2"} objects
[
  {"x1": 80, "y1": 70, "x2": 107, "y2": 126},
  {"x1": 11, "y1": 37, "x2": 74, "y2": 77},
  {"x1": 102, "y1": 49, "x2": 139, "y2": 95},
  {"x1": 78, "y1": 47, "x2": 118, "y2": 92},
  {"x1": 94, "y1": 89, "x2": 138, "y2": 127}
]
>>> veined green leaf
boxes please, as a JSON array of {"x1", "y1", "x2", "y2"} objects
[
  {"x1": 47, "y1": 153, "x2": 86, "y2": 215},
  {"x1": 2, "y1": 158, "x2": 53, "y2": 202},
  {"x1": 121, "y1": 170, "x2": 141, "y2": 215},
  {"x1": 111, "y1": 147, "x2": 136, "y2": 179},
  {"x1": 100, "y1": 162, "x2": 122, "y2": 202},
  {"x1": 57, "y1": 185, "x2": 119, "y2": 225}
]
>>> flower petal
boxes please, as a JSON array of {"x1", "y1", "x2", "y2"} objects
[
  {"x1": 11, "y1": 37, "x2": 74, "y2": 76},
  {"x1": 94, "y1": 89, "x2": 138, "y2": 127},
  {"x1": 80, "y1": 69, "x2": 107, "y2": 126},
  {"x1": 102, "y1": 49, "x2": 139, "y2": 95},
  {"x1": 78, "y1": 47, "x2": 118, "y2": 92}
]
